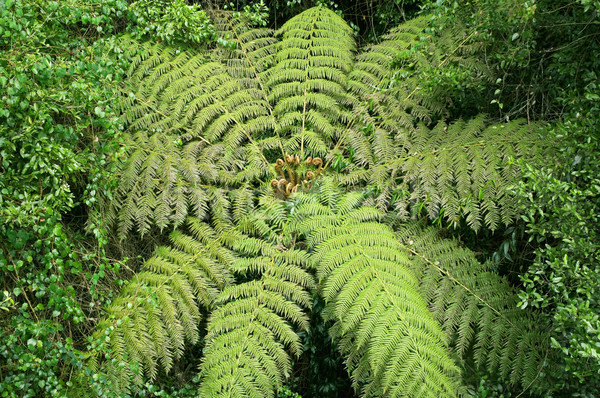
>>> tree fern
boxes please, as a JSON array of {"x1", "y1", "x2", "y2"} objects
[
  {"x1": 105, "y1": 131, "x2": 215, "y2": 237},
  {"x1": 92, "y1": 6, "x2": 557, "y2": 397}
]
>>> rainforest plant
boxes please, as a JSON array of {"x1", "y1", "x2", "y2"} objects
[{"x1": 69, "y1": 6, "x2": 566, "y2": 397}]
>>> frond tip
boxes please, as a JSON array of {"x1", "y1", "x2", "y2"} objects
[
  {"x1": 198, "y1": 243, "x2": 314, "y2": 397},
  {"x1": 293, "y1": 194, "x2": 460, "y2": 397},
  {"x1": 90, "y1": 220, "x2": 234, "y2": 392}
]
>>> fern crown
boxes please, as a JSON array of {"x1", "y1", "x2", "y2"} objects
[{"x1": 92, "y1": 6, "x2": 551, "y2": 398}]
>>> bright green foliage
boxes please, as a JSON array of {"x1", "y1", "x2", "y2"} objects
[
  {"x1": 339, "y1": 115, "x2": 548, "y2": 230},
  {"x1": 93, "y1": 194, "x2": 317, "y2": 396},
  {"x1": 96, "y1": 179, "x2": 553, "y2": 397},
  {"x1": 211, "y1": 9, "x2": 277, "y2": 84},
  {"x1": 128, "y1": 0, "x2": 216, "y2": 46},
  {"x1": 89, "y1": 219, "x2": 235, "y2": 390},
  {"x1": 199, "y1": 242, "x2": 314, "y2": 397},
  {"x1": 290, "y1": 191, "x2": 460, "y2": 397},
  {"x1": 388, "y1": 117, "x2": 547, "y2": 230}
]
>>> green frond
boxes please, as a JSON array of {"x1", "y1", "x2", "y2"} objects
[
  {"x1": 111, "y1": 37, "x2": 282, "y2": 236},
  {"x1": 394, "y1": 118, "x2": 546, "y2": 231},
  {"x1": 343, "y1": 116, "x2": 548, "y2": 231},
  {"x1": 392, "y1": 221, "x2": 553, "y2": 391},
  {"x1": 349, "y1": 15, "x2": 491, "y2": 136},
  {"x1": 198, "y1": 245, "x2": 314, "y2": 397},
  {"x1": 106, "y1": 131, "x2": 215, "y2": 239},
  {"x1": 211, "y1": 10, "x2": 277, "y2": 85},
  {"x1": 291, "y1": 194, "x2": 460, "y2": 397},
  {"x1": 91, "y1": 219, "x2": 235, "y2": 392},
  {"x1": 267, "y1": 6, "x2": 356, "y2": 159}
]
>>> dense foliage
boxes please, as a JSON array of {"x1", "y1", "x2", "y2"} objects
[
  {"x1": 0, "y1": 1, "x2": 598, "y2": 397},
  {"x1": 0, "y1": 1, "x2": 128, "y2": 396}
]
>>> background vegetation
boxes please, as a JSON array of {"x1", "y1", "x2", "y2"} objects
[{"x1": 0, "y1": 0, "x2": 598, "y2": 397}]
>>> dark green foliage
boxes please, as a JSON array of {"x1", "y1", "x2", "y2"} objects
[
  {"x1": 428, "y1": 0, "x2": 600, "y2": 121},
  {"x1": 291, "y1": 295, "x2": 354, "y2": 397},
  {"x1": 516, "y1": 116, "x2": 600, "y2": 393}
]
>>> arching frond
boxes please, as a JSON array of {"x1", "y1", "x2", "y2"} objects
[
  {"x1": 392, "y1": 118, "x2": 547, "y2": 231},
  {"x1": 90, "y1": 219, "x2": 235, "y2": 391},
  {"x1": 105, "y1": 132, "x2": 216, "y2": 238},
  {"x1": 211, "y1": 10, "x2": 277, "y2": 89},
  {"x1": 347, "y1": 116, "x2": 548, "y2": 231},
  {"x1": 291, "y1": 193, "x2": 460, "y2": 397},
  {"x1": 350, "y1": 16, "x2": 490, "y2": 133},
  {"x1": 198, "y1": 239, "x2": 315, "y2": 397},
  {"x1": 267, "y1": 6, "x2": 356, "y2": 159},
  {"x1": 392, "y1": 221, "x2": 553, "y2": 392}
]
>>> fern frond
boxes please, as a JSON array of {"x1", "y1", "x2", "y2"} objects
[
  {"x1": 211, "y1": 10, "x2": 277, "y2": 91},
  {"x1": 198, "y1": 244, "x2": 315, "y2": 397},
  {"x1": 266, "y1": 6, "x2": 356, "y2": 159},
  {"x1": 291, "y1": 193, "x2": 460, "y2": 397},
  {"x1": 395, "y1": 118, "x2": 546, "y2": 230},
  {"x1": 392, "y1": 221, "x2": 553, "y2": 391},
  {"x1": 92, "y1": 219, "x2": 235, "y2": 392},
  {"x1": 349, "y1": 15, "x2": 491, "y2": 134},
  {"x1": 112, "y1": 40, "x2": 280, "y2": 236},
  {"x1": 357, "y1": 117, "x2": 547, "y2": 231},
  {"x1": 105, "y1": 131, "x2": 217, "y2": 238}
]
